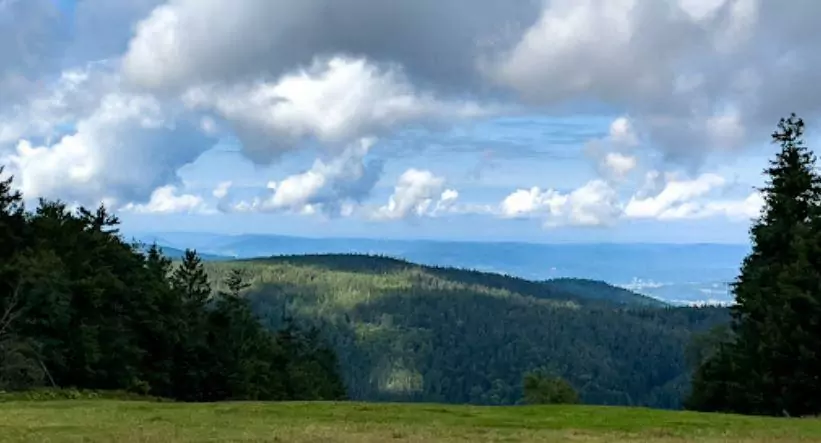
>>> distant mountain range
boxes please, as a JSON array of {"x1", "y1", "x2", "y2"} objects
[
  {"x1": 134, "y1": 244, "x2": 230, "y2": 261},
  {"x1": 129, "y1": 231, "x2": 749, "y2": 305}
]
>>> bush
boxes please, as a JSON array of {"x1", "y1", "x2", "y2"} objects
[{"x1": 522, "y1": 370, "x2": 580, "y2": 405}]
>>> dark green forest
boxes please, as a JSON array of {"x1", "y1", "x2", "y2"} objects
[
  {"x1": 688, "y1": 114, "x2": 821, "y2": 417},
  {"x1": 0, "y1": 170, "x2": 345, "y2": 401},
  {"x1": 204, "y1": 254, "x2": 728, "y2": 409}
]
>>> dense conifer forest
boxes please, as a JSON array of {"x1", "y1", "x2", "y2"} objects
[
  {"x1": 0, "y1": 174, "x2": 344, "y2": 401},
  {"x1": 205, "y1": 255, "x2": 728, "y2": 408}
]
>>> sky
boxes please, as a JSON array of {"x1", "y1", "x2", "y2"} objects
[{"x1": 1, "y1": 0, "x2": 819, "y2": 244}]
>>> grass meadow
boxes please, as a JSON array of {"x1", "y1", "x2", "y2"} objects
[{"x1": 0, "y1": 400, "x2": 819, "y2": 442}]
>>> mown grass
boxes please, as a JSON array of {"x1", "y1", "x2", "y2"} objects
[{"x1": 0, "y1": 400, "x2": 819, "y2": 442}]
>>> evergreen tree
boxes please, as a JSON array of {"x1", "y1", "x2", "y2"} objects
[
  {"x1": 0, "y1": 166, "x2": 347, "y2": 402},
  {"x1": 223, "y1": 269, "x2": 252, "y2": 298},
  {"x1": 206, "y1": 270, "x2": 281, "y2": 400},
  {"x1": 172, "y1": 249, "x2": 211, "y2": 306},
  {"x1": 688, "y1": 114, "x2": 821, "y2": 416}
]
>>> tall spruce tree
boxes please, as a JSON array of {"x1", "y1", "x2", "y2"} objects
[
  {"x1": 172, "y1": 249, "x2": 212, "y2": 306},
  {"x1": 688, "y1": 114, "x2": 821, "y2": 416}
]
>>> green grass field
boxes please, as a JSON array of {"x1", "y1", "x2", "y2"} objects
[{"x1": 1, "y1": 401, "x2": 819, "y2": 442}]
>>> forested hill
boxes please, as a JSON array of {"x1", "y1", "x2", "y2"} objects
[
  {"x1": 231, "y1": 253, "x2": 667, "y2": 308},
  {"x1": 204, "y1": 254, "x2": 729, "y2": 409}
]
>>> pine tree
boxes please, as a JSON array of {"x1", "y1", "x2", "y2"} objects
[
  {"x1": 172, "y1": 249, "x2": 212, "y2": 306},
  {"x1": 0, "y1": 166, "x2": 348, "y2": 401},
  {"x1": 169, "y1": 249, "x2": 213, "y2": 401},
  {"x1": 223, "y1": 269, "x2": 251, "y2": 298},
  {"x1": 688, "y1": 114, "x2": 821, "y2": 416}
]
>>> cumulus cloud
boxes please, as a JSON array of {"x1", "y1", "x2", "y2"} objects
[
  {"x1": 120, "y1": 185, "x2": 208, "y2": 214},
  {"x1": 694, "y1": 192, "x2": 764, "y2": 220},
  {"x1": 585, "y1": 116, "x2": 641, "y2": 181},
  {"x1": 121, "y1": 0, "x2": 539, "y2": 94},
  {"x1": 1, "y1": 81, "x2": 215, "y2": 207},
  {"x1": 4, "y1": 0, "x2": 821, "y2": 223},
  {"x1": 121, "y1": 0, "x2": 821, "y2": 167},
  {"x1": 623, "y1": 170, "x2": 764, "y2": 221},
  {"x1": 624, "y1": 172, "x2": 727, "y2": 220},
  {"x1": 602, "y1": 153, "x2": 638, "y2": 179},
  {"x1": 0, "y1": 62, "x2": 119, "y2": 145},
  {"x1": 373, "y1": 169, "x2": 458, "y2": 220},
  {"x1": 480, "y1": 0, "x2": 821, "y2": 165},
  {"x1": 500, "y1": 180, "x2": 622, "y2": 227},
  {"x1": 212, "y1": 181, "x2": 232, "y2": 199},
  {"x1": 181, "y1": 56, "x2": 495, "y2": 162},
  {"x1": 230, "y1": 138, "x2": 382, "y2": 216},
  {"x1": 497, "y1": 169, "x2": 763, "y2": 228}
]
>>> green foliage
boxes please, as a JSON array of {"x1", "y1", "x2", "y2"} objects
[
  {"x1": 685, "y1": 324, "x2": 733, "y2": 371},
  {"x1": 222, "y1": 268, "x2": 251, "y2": 298},
  {"x1": 0, "y1": 169, "x2": 345, "y2": 403},
  {"x1": 688, "y1": 114, "x2": 821, "y2": 417},
  {"x1": 0, "y1": 337, "x2": 44, "y2": 392},
  {"x1": 522, "y1": 370, "x2": 580, "y2": 405},
  {"x1": 204, "y1": 255, "x2": 728, "y2": 409},
  {"x1": 172, "y1": 249, "x2": 211, "y2": 305}
]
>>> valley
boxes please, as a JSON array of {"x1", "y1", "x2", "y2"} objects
[{"x1": 203, "y1": 254, "x2": 728, "y2": 409}]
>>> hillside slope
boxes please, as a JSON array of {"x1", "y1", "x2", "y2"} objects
[
  {"x1": 204, "y1": 254, "x2": 727, "y2": 409},
  {"x1": 233, "y1": 254, "x2": 667, "y2": 307}
]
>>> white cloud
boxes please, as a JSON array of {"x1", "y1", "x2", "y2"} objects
[
  {"x1": 634, "y1": 189, "x2": 764, "y2": 221},
  {"x1": 483, "y1": 0, "x2": 821, "y2": 164},
  {"x1": 231, "y1": 138, "x2": 382, "y2": 216},
  {"x1": 608, "y1": 116, "x2": 639, "y2": 147},
  {"x1": 437, "y1": 189, "x2": 460, "y2": 212},
  {"x1": 698, "y1": 191, "x2": 764, "y2": 220},
  {"x1": 120, "y1": 185, "x2": 208, "y2": 214},
  {"x1": 624, "y1": 172, "x2": 727, "y2": 219},
  {"x1": 585, "y1": 116, "x2": 639, "y2": 180},
  {"x1": 1, "y1": 82, "x2": 215, "y2": 207},
  {"x1": 212, "y1": 181, "x2": 232, "y2": 199},
  {"x1": 0, "y1": 62, "x2": 118, "y2": 145},
  {"x1": 121, "y1": 0, "x2": 538, "y2": 94},
  {"x1": 602, "y1": 152, "x2": 638, "y2": 179},
  {"x1": 500, "y1": 180, "x2": 622, "y2": 227},
  {"x1": 3, "y1": 0, "x2": 820, "y2": 230},
  {"x1": 181, "y1": 56, "x2": 495, "y2": 161},
  {"x1": 121, "y1": 0, "x2": 821, "y2": 169},
  {"x1": 498, "y1": 169, "x2": 761, "y2": 227},
  {"x1": 374, "y1": 169, "x2": 458, "y2": 220}
]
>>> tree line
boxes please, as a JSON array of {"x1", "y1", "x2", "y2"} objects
[
  {"x1": 687, "y1": 114, "x2": 821, "y2": 417},
  {"x1": 0, "y1": 175, "x2": 345, "y2": 401}
]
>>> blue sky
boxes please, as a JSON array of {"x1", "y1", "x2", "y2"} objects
[{"x1": 1, "y1": 0, "x2": 819, "y2": 244}]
